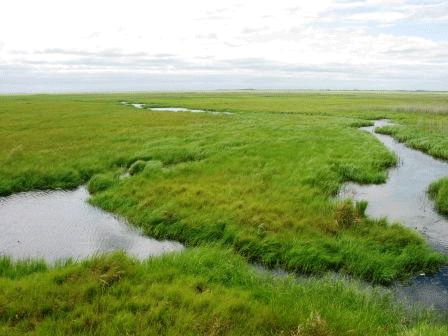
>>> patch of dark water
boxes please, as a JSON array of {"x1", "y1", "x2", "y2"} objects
[
  {"x1": 338, "y1": 120, "x2": 448, "y2": 311},
  {"x1": 0, "y1": 187, "x2": 183, "y2": 263}
]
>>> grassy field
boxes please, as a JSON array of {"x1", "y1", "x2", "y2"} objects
[
  {"x1": 0, "y1": 248, "x2": 447, "y2": 336},
  {"x1": 1, "y1": 91, "x2": 448, "y2": 334}
]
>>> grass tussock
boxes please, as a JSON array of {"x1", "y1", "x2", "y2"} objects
[
  {"x1": 128, "y1": 160, "x2": 147, "y2": 176},
  {"x1": 87, "y1": 173, "x2": 116, "y2": 194},
  {"x1": 428, "y1": 177, "x2": 448, "y2": 216}
]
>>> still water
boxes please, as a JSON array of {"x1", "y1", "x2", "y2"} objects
[
  {"x1": 121, "y1": 101, "x2": 233, "y2": 115},
  {"x1": 0, "y1": 187, "x2": 183, "y2": 262},
  {"x1": 339, "y1": 120, "x2": 448, "y2": 310}
]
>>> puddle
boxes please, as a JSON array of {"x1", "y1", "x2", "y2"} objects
[
  {"x1": 0, "y1": 187, "x2": 183, "y2": 262},
  {"x1": 338, "y1": 120, "x2": 448, "y2": 311}
]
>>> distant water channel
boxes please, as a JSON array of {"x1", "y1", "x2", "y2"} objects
[
  {"x1": 121, "y1": 101, "x2": 234, "y2": 115},
  {"x1": 0, "y1": 187, "x2": 183, "y2": 262},
  {"x1": 339, "y1": 120, "x2": 448, "y2": 311}
]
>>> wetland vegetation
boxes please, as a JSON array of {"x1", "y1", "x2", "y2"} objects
[{"x1": 1, "y1": 91, "x2": 448, "y2": 334}]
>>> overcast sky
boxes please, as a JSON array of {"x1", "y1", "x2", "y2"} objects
[{"x1": 1, "y1": 0, "x2": 447, "y2": 92}]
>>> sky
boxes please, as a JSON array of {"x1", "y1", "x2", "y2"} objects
[{"x1": 1, "y1": 0, "x2": 447, "y2": 93}]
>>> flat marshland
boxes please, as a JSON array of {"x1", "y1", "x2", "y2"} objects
[{"x1": 1, "y1": 92, "x2": 448, "y2": 334}]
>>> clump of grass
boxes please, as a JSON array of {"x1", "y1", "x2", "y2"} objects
[
  {"x1": 295, "y1": 312, "x2": 334, "y2": 336},
  {"x1": 142, "y1": 160, "x2": 163, "y2": 176},
  {"x1": 87, "y1": 173, "x2": 116, "y2": 194},
  {"x1": 53, "y1": 169, "x2": 82, "y2": 189},
  {"x1": 334, "y1": 200, "x2": 361, "y2": 229},
  {"x1": 0, "y1": 168, "x2": 83, "y2": 195},
  {"x1": 355, "y1": 200, "x2": 368, "y2": 217},
  {"x1": 332, "y1": 200, "x2": 367, "y2": 231},
  {"x1": 349, "y1": 120, "x2": 374, "y2": 128},
  {"x1": 0, "y1": 256, "x2": 48, "y2": 279},
  {"x1": 128, "y1": 160, "x2": 146, "y2": 176},
  {"x1": 428, "y1": 177, "x2": 448, "y2": 216},
  {"x1": 334, "y1": 162, "x2": 393, "y2": 184}
]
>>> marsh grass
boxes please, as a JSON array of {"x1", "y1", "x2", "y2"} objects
[
  {"x1": 2, "y1": 92, "x2": 448, "y2": 333},
  {"x1": 87, "y1": 173, "x2": 116, "y2": 194},
  {"x1": 428, "y1": 177, "x2": 448, "y2": 216},
  {"x1": 0, "y1": 93, "x2": 446, "y2": 283},
  {"x1": 128, "y1": 160, "x2": 146, "y2": 176},
  {"x1": 376, "y1": 118, "x2": 448, "y2": 160},
  {"x1": 0, "y1": 248, "x2": 446, "y2": 335},
  {"x1": 367, "y1": 98, "x2": 448, "y2": 160},
  {"x1": 0, "y1": 257, "x2": 48, "y2": 279},
  {"x1": 394, "y1": 103, "x2": 448, "y2": 114}
]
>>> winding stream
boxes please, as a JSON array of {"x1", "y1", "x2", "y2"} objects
[
  {"x1": 339, "y1": 120, "x2": 448, "y2": 310},
  {"x1": 0, "y1": 187, "x2": 183, "y2": 262}
]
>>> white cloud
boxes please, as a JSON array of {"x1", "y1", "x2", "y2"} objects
[{"x1": 0, "y1": 0, "x2": 447, "y2": 91}]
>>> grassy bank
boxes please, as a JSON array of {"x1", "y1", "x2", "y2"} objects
[
  {"x1": 371, "y1": 101, "x2": 448, "y2": 219},
  {"x1": 368, "y1": 98, "x2": 448, "y2": 160},
  {"x1": 0, "y1": 247, "x2": 447, "y2": 335},
  {"x1": 428, "y1": 177, "x2": 448, "y2": 216}
]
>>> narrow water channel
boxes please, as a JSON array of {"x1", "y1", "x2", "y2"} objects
[
  {"x1": 0, "y1": 187, "x2": 183, "y2": 262},
  {"x1": 121, "y1": 101, "x2": 234, "y2": 115},
  {"x1": 339, "y1": 120, "x2": 448, "y2": 311}
]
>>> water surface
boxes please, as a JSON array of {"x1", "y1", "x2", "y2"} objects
[
  {"x1": 339, "y1": 120, "x2": 448, "y2": 252},
  {"x1": 121, "y1": 101, "x2": 233, "y2": 115},
  {"x1": 338, "y1": 120, "x2": 448, "y2": 310},
  {"x1": 0, "y1": 187, "x2": 183, "y2": 262}
]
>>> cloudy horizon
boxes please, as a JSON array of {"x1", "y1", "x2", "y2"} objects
[{"x1": 1, "y1": 0, "x2": 447, "y2": 93}]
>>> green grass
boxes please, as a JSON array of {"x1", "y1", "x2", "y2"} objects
[
  {"x1": 0, "y1": 247, "x2": 446, "y2": 335},
  {"x1": 372, "y1": 102, "x2": 448, "y2": 160},
  {"x1": 428, "y1": 177, "x2": 448, "y2": 216},
  {"x1": 0, "y1": 92, "x2": 447, "y2": 283},
  {"x1": 1, "y1": 91, "x2": 448, "y2": 334}
]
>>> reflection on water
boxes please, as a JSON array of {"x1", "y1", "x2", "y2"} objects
[
  {"x1": 150, "y1": 107, "x2": 234, "y2": 115},
  {"x1": 338, "y1": 120, "x2": 448, "y2": 311},
  {"x1": 151, "y1": 107, "x2": 207, "y2": 113},
  {"x1": 339, "y1": 120, "x2": 448, "y2": 252},
  {"x1": 394, "y1": 266, "x2": 448, "y2": 311},
  {"x1": 120, "y1": 101, "x2": 233, "y2": 115},
  {"x1": 0, "y1": 187, "x2": 183, "y2": 262}
]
